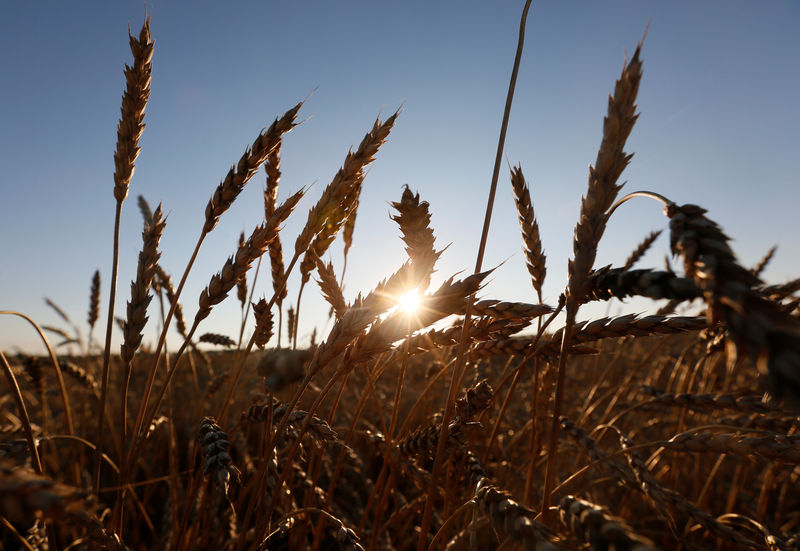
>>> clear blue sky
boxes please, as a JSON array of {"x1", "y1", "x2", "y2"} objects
[{"x1": 2, "y1": 2, "x2": 798, "y2": 354}]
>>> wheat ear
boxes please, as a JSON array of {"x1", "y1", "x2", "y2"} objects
[
  {"x1": 391, "y1": 185, "x2": 441, "y2": 292},
  {"x1": 94, "y1": 16, "x2": 153, "y2": 498},
  {"x1": 293, "y1": 111, "x2": 399, "y2": 347},
  {"x1": 120, "y1": 205, "x2": 165, "y2": 450},
  {"x1": 264, "y1": 142, "x2": 288, "y2": 345},
  {"x1": 623, "y1": 229, "x2": 661, "y2": 270},
  {"x1": 543, "y1": 40, "x2": 644, "y2": 518},
  {"x1": 510, "y1": 164, "x2": 546, "y2": 299},
  {"x1": 87, "y1": 270, "x2": 101, "y2": 352}
]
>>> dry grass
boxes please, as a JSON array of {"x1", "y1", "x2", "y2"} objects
[{"x1": 2, "y1": 12, "x2": 800, "y2": 551}]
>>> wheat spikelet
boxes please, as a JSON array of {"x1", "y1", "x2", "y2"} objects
[
  {"x1": 88, "y1": 270, "x2": 101, "y2": 330},
  {"x1": 471, "y1": 315, "x2": 703, "y2": 358},
  {"x1": 473, "y1": 478, "x2": 555, "y2": 551},
  {"x1": 198, "y1": 333, "x2": 236, "y2": 348},
  {"x1": 302, "y1": 262, "x2": 416, "y2": 378},
  {"x1": 399, "y1": 317, "x2": 522, "y2": 356},
  {"x1": 113, "y1": 17, "x2": 153, "y2": 203},
  {"x1": 197, "y1": 189, "x2": 303, "y2": 323},
  {"x1": 242, "y1": 399, "x2": 338, "y2": 443},
  {"x1": 297, "y1": 112, "x2": 398, "y2": 289},
  {"x1": 198, "y1": 417, "x2": 240, "y2": 500},
  {"x1": 120, "y1": 205, "x2": 166, "y2": 364},
  {"x1": 236, "y1": 231, "x2": 248, "y2": 308},
  {"x1": 455, "y1": 299, "x2": 552, "y2": 321},
  {"x1": 294, "y1": 111, "x2": 398, "y2": 258},
  {"x1": 137, "y1": 194, "x2": 153, "y2": 228},
  {"x1": 623, "y1": 229, "x2": 662, "y2": 270},
  {"x1": 583, "y1": 266, "x2": 701, "y2": 304},
  {"x1": 390, "y1": 185, "x2": 441, "y2": 292},
  {"x1": 549, "y1": 314, "x2": 706, "y2": 344},
  {"x1": 342, "y1": 185, "x2": 361, "y2": 267},
  {"x1": 44, "y1": 298, "x2": 71, "y2": 325},
  {"x1": 346, "y1": 270, "x2": 491, "y2": 364},
  {"x1": 510, "y1": 164, "x2": 546, "y2": 297},
  {"x1": 398, "y1": 419, "x2": 470, "y2": 460},
  {"x1": 315, "y1": 259, "x2": 347, "y2": 319},
  {"x1": 665, "y1": 202, "x2": 800, "y2": 403},
  {"x1": 751, "y1": 245, "x2": 777, "y2": 277},
  {"x1": 567, "y1": 44, "x2": 642, "y2": 305},
  {"x1": 760, "y1": 278, "x2": 800, "y2": 301},
  {"x1": 252, "y1": 298, "x2": 274, "y2": 349},
  {"x1": 398, "y1": 381, "x2": 492, "y2": 461},
  {"x1": 559, "y1": 495, "x2": 655, "y2": 551},
  {"x1": 60, "y1": 360, "x2": 99, "y2": 394},
  {"x1": 661, "y1": 431, "x2": 800, "y2": 464},
  {"x1": 203, "y1": 102, "x2": 302, "y2": 233},
  {"x1": 264, "y1": 142, "x2": 288, "y2": 307},
  {"x1": 639, "y1": 386, "x2": 782, "y2": 415},
  {"x1": 286, "y1": 306, "x2": 295, "y2": 343}
]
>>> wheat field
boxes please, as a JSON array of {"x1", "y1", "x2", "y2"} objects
[{"x1": 2, "y1": 10, "x2": 800, "y2": 551}]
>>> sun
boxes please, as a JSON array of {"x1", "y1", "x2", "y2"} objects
[{"x1": 397, "y1": 289, "x2": 421, "y2": 314}]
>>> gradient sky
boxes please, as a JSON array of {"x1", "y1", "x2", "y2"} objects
[{"x1": 2, "y1": 2, "x2": 798, "y2": 354}]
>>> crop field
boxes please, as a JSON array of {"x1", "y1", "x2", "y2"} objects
[{"x1": 2, "y1": 7, "x2": 799, "y2": 551}]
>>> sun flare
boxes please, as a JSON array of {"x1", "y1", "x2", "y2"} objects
[{"x1": 397, "y1": 289, "x2": 421, "y2": 314}]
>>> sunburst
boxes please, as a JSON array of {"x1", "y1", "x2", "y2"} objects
[{"x1": 396, "y1": 289, "x2": 421, "y2": 314}]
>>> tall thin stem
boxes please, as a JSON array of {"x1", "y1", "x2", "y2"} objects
[
  {"x1": 93, "y1": 200, "x2": 123, "y2": 495},
  {"x1": 417, "y1": 1, "x2": 532, "y2": 548}
]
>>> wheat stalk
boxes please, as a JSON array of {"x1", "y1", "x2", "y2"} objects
[
  {"x1": 543, "y1": 39, "x2": 644, "y2": 519},
  {"x1": 94, "y1": 16, "x2": 154, "y2": 498}
]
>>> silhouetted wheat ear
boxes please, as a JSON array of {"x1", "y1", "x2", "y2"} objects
[
  {"x1": 568, "y1": 44, "x2": 642, "y2": 305},
  {"x1": 391, "y1": 185, "x2": 441, "y2": 292},
  {"x1": 316, "y1": 259, "x2": 347, "y2": 319},
  {"x1": 623, "y1": 229, "x2": 661, "y2": 270},
  {"x1": 665, "y1": 202, "x2": 800, "y2": 404},
  {"x1": 203, "y1": 102, "x2": 302, "y2": 234},
  {"x1": 510, "y1": 165, "x2": 546, "y2": 297},
  {"x1": 583, "y1": 266, "x2": 701, "y2": 304},
  {"x1": 113, "y1": 17, "x2": 153, "y2": 203},
  {"x1": 294, "y1": 110, "x2": 399, "y2": 259},
  {"x1": 197, "y1": 188, "x2": 303, "y2": 323},
  {"x1": 286, "y1": 305, "x2": 295, "y2": 343},
  {"x1": 264, "y1": 141, "x2": 288, "y2": 305},
  {"x1": 198, "y1": 332, "x2": 236, "y2": 347},
  {"x1": 156, "y1": 265, "x2": 188, "y2": 337},
  {"x1": 251, "y1": 298, "x2": 274, "y2": 349},
  {"x1": 559, "y1": 496, "x2": 655, "y2": 551},
  {"x1": 346, "y1": 270, "x2": 491, "y2": 364},
  {"x1": 88, "y1": 270, "x2": 101, "y2": 329},
  {"x1": 121, "y1": 205, "x2": 166, "y2": 365},
  {"x1": 235, "y1": 232, "x2": 248, "y2": 307},
  {"x1": 198, "y1": 417, "x2": 240, "y2": 500},
  {"x1": 137, "y1": 194, "x2": 154, "y2": 228},
  {"x1": 752, "y1": 245, "x2": 777, "y2": 277}
]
